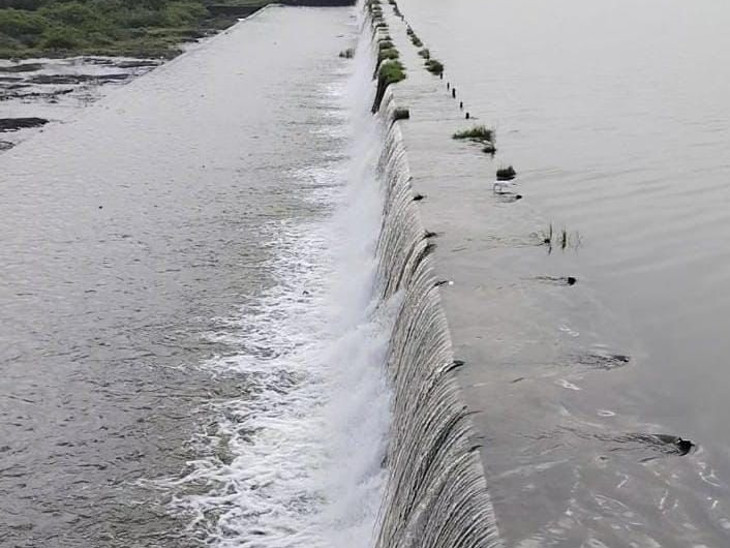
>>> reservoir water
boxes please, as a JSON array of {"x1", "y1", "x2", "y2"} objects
[{"x1": 392, "y1": 0, "x2": 730, "y2": 545}]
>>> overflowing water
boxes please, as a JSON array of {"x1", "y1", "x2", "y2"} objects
[
  {"x1": 0, "y1": 6, "x2": 398, "y2": 546},
  {"x1": 4, "y1": 0, "x2": 730, "y2": 546}
]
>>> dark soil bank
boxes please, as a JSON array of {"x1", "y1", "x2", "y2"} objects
[{"x1": 0, "y1": 117, "x2": 48, "y2": 131}]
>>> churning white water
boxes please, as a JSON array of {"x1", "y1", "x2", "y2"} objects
[{"x1": 158, "y1": 18, "x2": 398, "y2": 548}]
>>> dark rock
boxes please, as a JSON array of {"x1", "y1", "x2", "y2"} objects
[{"x1": 496, "y1": 166, "x2": 517, "y2": 181}]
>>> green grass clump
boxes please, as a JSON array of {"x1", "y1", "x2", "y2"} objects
[
  {"x1": 378, "y1": 47, "x2": 399, "y2": 63},
  {"x1": 379, "y1": 60, "x2": 405, "y2": 84},
  {"x1": 418, "y1": 48, "x2": 430, "y2": 59},
  {"x1": 378, "y1": 39, "x2": 394, "y2": 50},
  {"x1": 372, "y1": 59, "x2": 406, "y2": 113},
  {"x1": 393, "y1": 107, "x2": 410, "y2": 121},
  {"x1": 425, "y1": 58, "x2": 444, "y2": 75},
  {"x1": 453, "y1": 125, "x2": 494, "y2": 142}
]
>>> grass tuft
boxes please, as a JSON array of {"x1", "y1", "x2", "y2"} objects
[
  {"x1": 453, "y1": 125, "x2": 494, "y2": 142},
  {"x1": 372, "y1": 59, "x2": 406, "y2": 113},
  {"x1": 378, "y1": 47, "x2": 399, "y2": 63},
  {"x1": 379, "y1": 60, "x2": 406, "y2": 85},
  {"x1": 418, "y1": 48, "x2": 430, "y2": 59}
]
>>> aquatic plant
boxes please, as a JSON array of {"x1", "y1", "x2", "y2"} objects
[
  {"x1": 538, "y1": 224, "x2": 582, "y2": 251},
  {"x1": 418, "y1": 48, "x2": 430, "y2": 59},
  {"x1": 410, "y1": 35, "x2": 423, "y2": 47},
  {"x1": 424, "y1": 58, "x2": 444, "y2": 75},
  {"x1": 393, "y1": 107, "x2": 410, "y2": 121},
  {"x1": 541, "y1": 223, "x2": 554, "y2": 246},
  {"x1": 452, "y1": 125, "x2": 494, "y2": 142}
]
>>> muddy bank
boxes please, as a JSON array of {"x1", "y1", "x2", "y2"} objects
[
  {"x1": 0, "y1": 56, "x2": 161, "y2": 151},
  {"x1": 0, "y1": 118, "x2": 49, "y2": 131}
]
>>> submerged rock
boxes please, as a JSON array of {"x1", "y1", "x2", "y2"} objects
[{"x1": 496, "y1": 165, "x2": 517, "y2": 181}]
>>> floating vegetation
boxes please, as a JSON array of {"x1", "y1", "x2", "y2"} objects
[
  {"x1": 496, "y1": 166, "x2": 517, "y2": 181},
  {"x1": 424, "y1": 58, "x2": 444, "y2": 75},
  {"x1": 534, "y1": 276, "x2": 578, "y2": 286},
  {"x1": 452, "y1": 125, "x2": 493, "y2": 142},
  {"x1": 393, "y1": 107, "x2": 410, "y2": 121},
  {"x1": 418, "y1": 48, "x2": 430, "y2": 59},
  {"x1": 339, "y1": 48, "x2": 355, "y2": 59}
]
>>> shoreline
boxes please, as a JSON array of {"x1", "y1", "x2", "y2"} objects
[{"x1": 0, "y1": 0, "x2": 356, "y2": 61}]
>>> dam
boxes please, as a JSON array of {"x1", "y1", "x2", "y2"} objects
[{"x1": 2, "y1": 1, "x2": 730, "y2": 547}]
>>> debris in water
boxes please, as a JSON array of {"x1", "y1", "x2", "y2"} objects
[{"x1": 496, "y1": 165, "x2": 517, "y2": 181}]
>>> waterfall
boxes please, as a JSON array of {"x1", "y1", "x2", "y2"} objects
[{"x1": 370, "y1": 91, "x2": 503, "y2": 548}]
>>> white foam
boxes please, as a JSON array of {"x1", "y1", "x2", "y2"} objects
[{"x1": 157, "y1": 23, "x2": 392, "y2": 548}]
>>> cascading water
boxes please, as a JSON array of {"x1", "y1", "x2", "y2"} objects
[
  {"x1": 370, "y1": 92, "x2": 502, "y2": 548},
  {"x1": 160, "y1": 7, "x2": 503, "y2": 547}
]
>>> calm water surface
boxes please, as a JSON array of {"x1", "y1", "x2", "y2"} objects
[{"x1": 394, "y1": 0, "x2": 730, "y2": 545}]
